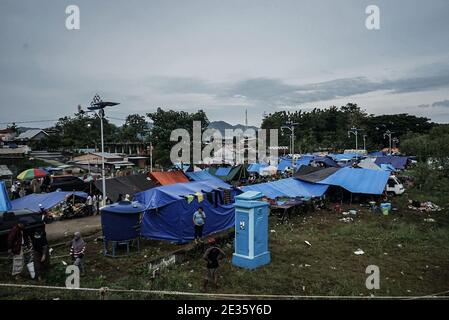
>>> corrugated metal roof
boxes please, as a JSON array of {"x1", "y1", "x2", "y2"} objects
[
  {"x1": 17, "y1": 129, "x2": 48, "y2": 140},
  {"x1": 149, "y1": 171, "x2": 189, "y2": 186},
  {"x1": 0, "y1": 165, "x2": 13, "y2": 176}
]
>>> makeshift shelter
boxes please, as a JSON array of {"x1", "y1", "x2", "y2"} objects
[
  {"x1": 312, "y1": 156, "x2": 340, "y2": 168},
  {"x1": 11, "y1": 191, "x2": 88, "y2": 212},
  {"x1": 213, "y1": 165, "x2": 248, "y2": 182},
  {"x1": 101, "y1": 201, "x2": 144, "y2": 241},
  {"x1": 294, "y1": 166, "x2": 341, "y2": 183},
  {"x1": 375, "y1": 156, "x2": 409, "y2": 170},
  {"x1": 0, "y1": 180, "x2": 12, "y2": 212},
  {"x1": 185, "y1": 170, "x2": 224, "y2": 184},
  {"x1": 215, "y1": 167, "x2": 232, "y2": 177},
  {"x1": 357, "y1": 158, "x2": 382, "y2": 170},
  {"x1": 241, "y1": 178, "x2": 328, "y2": 199},
  {"x1": 330, "y1": 153, "x2": 361, "y2": 161},
  {"x1": 380, "y1": 163, "x2": 396, "y2": 172},
  {"x1": 135, "y1": 180, "x2": 237, "y2": 243},
  {"x1": 277, "y1": 158, "x2": 296, "y2": 171},
  {"x1": 259, "y1": 165, "x2": 278, "y2": 176},
  {"x1": 295, "y1": 155, "x2": 314, "y2": 168},
  {"x1": 247, "y1": 163, "x2": 268, "y2": 173},
  {"x1": 93, "y1": 174, "x2": 156, "y2": 202},
  {"x1": 295, "y1": 166, "x2": 389, "y2": 195},
  {"x1": 149, "y1": 171, "x2": 190, "y2": 186}
]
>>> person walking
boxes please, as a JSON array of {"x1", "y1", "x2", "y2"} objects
[
  {"x1": 202, "y1": 238, "x2": 225, "y2": 292},
  {"x1": 86, "y1": 194, "x2": 94, "y2": 215},
  {"x1": 70, "y1": 232, "x2": 86, "y2": 274},
  {"x1": 193, "y1": 206, "x2": 206, "y2": 244},
  {"x1": 31, "y1": 230, "x2": 50, "y2": 281}
]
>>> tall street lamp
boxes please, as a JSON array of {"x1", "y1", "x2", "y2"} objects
[
  {"x1": 347, "y1": 127, "x2": 362, "y2": 151},
  {"x1": 383, "y1": 130, "x2": 394, "y2": 155},
  {"x1": 281, "y1": 121, "x2": 298, "y2": 168},
  {"x1": 362, "y1": 134, "x2": 367, "y2": 151},
  {"x1": 80, "y1": 94, "x2": 119, "y2": 205}
]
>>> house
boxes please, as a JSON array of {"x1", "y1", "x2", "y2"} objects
[
  {"x1": 16, "y1": 129, "x2": 49, "y2": 142},
  {"x1": 0, "y1": 129, "x2": 16, "y2": 142},
  {"x1": 0, "y1": 165, "x2": 13, "y2": 184},
  {"x1": 0, "y1": 146, "x2": 30, "y2": 160},
  {"x1": 71, "y1": 152, "x2": 135, "y2": 173}
]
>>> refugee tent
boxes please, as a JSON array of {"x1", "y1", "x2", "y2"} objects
[
  {"x1": 93, "y1": 174, "x2": 156, "y2": 202},
  {"x1": 11, "y1": 191, "x2": 88, "y2": 212},
  {"x1": 101, "y1": 201, "x2": 144, "y2": 242},
  {"x1": 149, "y1": 171, "x2": 190, "y2": 186},
  {"x1": 294, "y1": 166, "x2": 341, "y2": 183},
  {"x1": 247, "y1": 163, "x2": 267, "y2": 173},
  {"x1": 295, "y1": 155, "x2": 314, "y2": 168},
  {"x1": 301, "y1": 167, "x2": 390, "y2": 195},
  {"x1": 357, "y1": 158, "x2": 382, "y2": 170},
  {"x1": 135, "y1": 180, "x2": 237, "y2": 243},
  {"x1": 215, "y1": 167, "x2": 232, "y2": 177},
  {"x1": 380, "y1": 163, "x2": 396, "y2": 172},
  {"x1": 185, "y1": 170, "x2": 224, "y2": 184},
  {"x1": 0, "y1": 180, "x2": 12, "y2": 212},
  {"x1": 369, "y1": 151, "x2": 386, "y2": 157},
  {"x1": 259, "y1": 165, "x2": 278, "y2": 176},
  {"x1": 312, "y1": 156, "x2": 340, "y2": 168},
  {"x1": 241, "y1": 178, "x2": 328, "y2": 199},
  {"x1": 330, "y1": 153, "x2": 361, "y2": 161},
  {"x1": 277, "y1": 158, "x2": 295, "y2": 171},
  {"x1": 213, "y1": 165, "x2": 247, "y2": 182},
  {"x1": 374, "y1": 156, "x2": 409, "y2": 170}
]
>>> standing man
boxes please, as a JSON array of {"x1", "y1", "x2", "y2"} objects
[
  {"x1": 202, "y1": 238, "x2": 225, "y2": 292},
  {"x1": 193, "y1": 206, "x2": 206, "y2": 244},
  {"x1": 31, "y1": 230, "x2": 50, "y2": 281},
  {"x1": 86, "y1": 194, "x2": 94, "y2": 215},
  {"x1": 70, "y1": 232, "x2": 86, "y2": 274},
  {"x1": 7, "y1": 220, "x2": 27, "y2": 279}
]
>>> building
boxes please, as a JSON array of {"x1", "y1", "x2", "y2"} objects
[
  {"x1": 16, "y1": 129, "x2": 49, "y2": 142},
  {"x1": 0, "y1": 129, "x2": 16, "y2": 142}
]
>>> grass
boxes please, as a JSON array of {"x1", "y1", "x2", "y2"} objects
[{"x1": 1, "y1": 174, "x2": 449, "y2": 299}]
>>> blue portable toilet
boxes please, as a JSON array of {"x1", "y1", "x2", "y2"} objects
[{"x1": 232, "y1": 191, "x2": 270, "y2": 269}]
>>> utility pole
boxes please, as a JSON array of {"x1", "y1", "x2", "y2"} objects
[{"x1": 363, "y1": 134, "x2": 367, "y2": 151}]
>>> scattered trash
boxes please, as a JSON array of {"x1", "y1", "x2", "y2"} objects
[
  {"x1": 62, "y1": 261, "x2": 67, "y2": 266},
  {"x1": 190, "y1": 269, "x2": 194, "y2": 273},
  {"x1": 270, "y1": 229, "x2": 276, "y2": 233},
  {"x1": 397, "y1": 244, "x2": 403, "y2": 248},
  {"x1": 144, "y1": 255, "x2": 147, "y2": 258},
  {"x1": 302, "y1": 286, "x2": 306, "y2": 291},
  {"x1": 304, "y1": 264, "x2": 311, "y2": 267},
  {"x1": 424, "y1": 218, "x2": 436, "y2": 223},
  {"x1": 304, "y1": 240, "x2": 312, "y2": 246},
  {"x1": 408, "y1": 200, "x2": 442, "y2": 212},
  {"x1": 349, "y1": 209, "x2": 357, "y2": 215},
  {"x1": 188, "y1": 283, "x2": 192, "y2": 288},
  {"x1": 53, "y1": 298, "x2": 60, "y2": 300},
  {"x1": 400, "y1": 271, "x2": 405, "y2": 276},
  {"x1": 342, "y1": 211, "x2": 350, "y2": 216},
  {"x1": 330, "y1": 266, "x2": 337, "y2": 270},
  {"x1": 339, "y1": 217, "x2": 353, "y2": 223},
  {"x1": 354, "y1": 249, "x2": 365, "y2": 255}
]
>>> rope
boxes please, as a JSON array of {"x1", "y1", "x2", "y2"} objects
[{"x1": 0, "y1": 283, "x2": 447, "y2": 300}]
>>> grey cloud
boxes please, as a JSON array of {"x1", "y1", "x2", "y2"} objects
[{"x1": 432, "y1": 99, "x2": 449, "y2": 107}]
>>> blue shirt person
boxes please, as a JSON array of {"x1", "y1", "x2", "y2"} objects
[{"x1": 193, "y1": 207, "x2": 206, "y2": 243}]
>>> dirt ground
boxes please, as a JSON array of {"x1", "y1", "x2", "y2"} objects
[{"x1": 45, "y1": 215, "x2": 101, "y2": 243}]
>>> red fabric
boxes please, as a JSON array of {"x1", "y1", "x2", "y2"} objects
[
  {"x1": 7, "y1": 225, "x2": 23, "y2": 255},
  {"x1": 149, "y1": 171, "x2": 189, "y2": 186}
]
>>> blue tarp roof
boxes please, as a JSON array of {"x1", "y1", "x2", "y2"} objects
[
  {"x1": 380, "y1": 163, "x2": 396, "y2": 172},
  {"x1": 0, "y1": 181, "x2": 12, "y2": 212},
  {"x1": 369, "y1": 151, "x2": 386, "y2": 157},
  {"x1": 295, "y1": 156, "x2": 314, "y2": 168},
  {"x1": 101, "y1": 201, "x2": 145, "y2": 214},
  {"x1": 315, "y1": 167, "x2": 390, "y2": 195},
  {"x1": 185, "y1": 170, "x2": 224, "y2": 183},
  {"x1": 330, "y1": 153, "x2": 362, "y2": 161},
  {"x1": 241, "y1": 178, "x2": 328, "y2": 199},
  {"x1": 11, "y1": 191, "x2": 88, "y2": 212},
  {"x1": 135, "y1": 180, "x2": 232, "y2": 210},
  {"x1": 277, "y1": 158, "x2": 296, "y2": 171},
  {"x1": 215, "y1": 167, "x2": 232, "y2": 176},
  {"x1": 375, "y1": 156, "x2": 408, "y2": 170},
  {"x1": 247, "y1": 163, "x2": 263, "y2": 173}
]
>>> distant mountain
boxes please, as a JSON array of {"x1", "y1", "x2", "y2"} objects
[{"x1": 208, "y1": 121, "x2": 259, "y2": 135}]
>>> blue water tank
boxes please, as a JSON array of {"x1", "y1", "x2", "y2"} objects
[
  {"x1": 101, "y1": 201, "x2": 144, "y2": 241},
  {"x1": 232, "y1": 191, "x2": 270, "y2": 269}
]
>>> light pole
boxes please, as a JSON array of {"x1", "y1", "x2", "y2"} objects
[
  {"x1": 383, "y1": 130, "x2": 394, "y2": 155},
  {"x1": 281, "y1": 121, "x2": 298, "y2": 168},
  {"x1": 347, "y1": 127, "x2": 362, "y2": 151},
  {"x1": 80, "y1": 94, "x2": 120, "y2": 206},
  {"x1": 363, "y1": 134, "x2": 367, "y2": 151}
]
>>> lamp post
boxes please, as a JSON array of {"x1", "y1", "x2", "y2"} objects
[
  {"x1": 281, "y1": 121, "x2": 298, "y2": 168},
  {"x1": 80, "y1": 94, "x2": 120, "y2": 206},
  {"x1": 363, "y1": 134, "x2": 367, "y2": 151},
  {"x1": 347, "y1": 127, "x2": 362, "y2": 151},
  {"x1": 383, "y1": 130, "x2": 394, "y2": 155}
]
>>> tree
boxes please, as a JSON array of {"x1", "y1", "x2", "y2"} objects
[
  {"x1": 120, "y1": 114, "x2": 149, "y2": 142},
  {"x1": 147, "y1": 108, "x2": 209, "y2": 166}
]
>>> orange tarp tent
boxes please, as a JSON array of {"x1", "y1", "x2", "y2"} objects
[{"x1": 149, "y1": 171, "x2": 190, "y2": 186}]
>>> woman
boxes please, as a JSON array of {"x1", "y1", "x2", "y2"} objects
[
  {"x1": 32, "y1": 230, "x2": 50, "y2": 281},
  {"x1": 70, "y1": 232, "x2": 86, "y2": 273}
]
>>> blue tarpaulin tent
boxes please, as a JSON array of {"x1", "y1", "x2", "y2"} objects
[
  {"x1": 11, "y1": 191, "x2": 88, "y2": 212},
  {"x1": 314, "y1": 167, "x2": 390, "y2": 195},
  {"x1": 330, "y1": 153, "x2": 361, "y2": 161},
  {"x1": 313, "y1": 156, "x2": 340, "y2": 168},
  {"x1": 185, "y1": 170, "x2": 224, "y2": 183},
  {"x1": 215, "y1": 167, "x2": 232, "y2": 176},
  {"x1": 369, "y1": 151, "x2": 386, "y2": 157},
  {"x1": 241, "y1": 178, "x2": 328, "y2": 199},
  {"x1": 295, "y1": 156, "x2": 314, "y2": 168},
  {"x1": 375, "y1": 156, "x2": 408, "y2": 170},
  {"x1": 380, "y1": 163, "x2": 396, "y2": 172},
  {"x1": 247, "y1": 163, "x2": 265, "y2": 173},
  {"x1": 0, "y1": 181, "x2": 12, "y2": 212},
  {"x1": 277, "y1": 158, "x2": 297, "y2": 171},
  {"x1": 135, "y1": 180, "x2": 237, "y2": 243}
]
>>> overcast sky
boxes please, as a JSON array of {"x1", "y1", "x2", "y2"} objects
[{"x1": 1, "y1": 0, "x2": 449, "y2": 127}]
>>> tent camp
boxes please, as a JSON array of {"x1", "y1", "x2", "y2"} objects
[
  {"x1": 93, "y1": 174, "x2": 156, "y2": 202},
  {"x1": 241, "y1": 178, "x2": 328, "y2": 199},
  {"x1": 11, "y1": 191, "x2": 88, "y2": 212},
  {"x1": 211, "y1": 165, "x2": 248, "y2": 182},
  {"x1": 0, "y1": 181, "x2": 12, "y2": 212},
  {"x1": 135, "y1": 180, "x2": 238, "y2": 243},
  {"x1": 357, "y1": 158, "x2": 382, "y2": 170},
  {"x1": 247, "y1": 163, "x2": 268, "y2": 173},
  {"x1": 149, "y1": 171, "x2": 190, "y2": 186}
]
